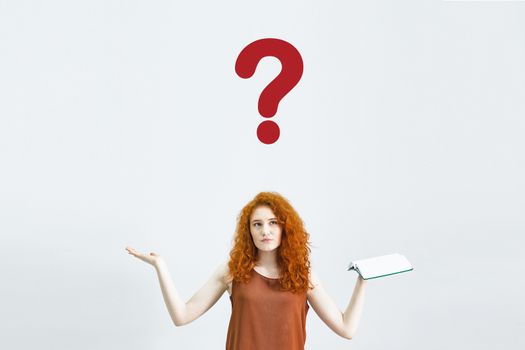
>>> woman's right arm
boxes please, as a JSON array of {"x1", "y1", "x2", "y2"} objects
[{"x1": 126, "y1": 246, "x2": 229, "y2": 327}]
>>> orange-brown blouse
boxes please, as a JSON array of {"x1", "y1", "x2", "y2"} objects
[{"x1": 226, "y1": 269, "x2": 309, "y2": 350}]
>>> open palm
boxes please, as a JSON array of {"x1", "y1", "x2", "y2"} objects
[{"x1": 125, "y1": 246, "x2": 162, "y2": 267}]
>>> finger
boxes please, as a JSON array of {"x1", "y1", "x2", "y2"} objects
[
  {"x1": 128, "y1": 248, "x2": 139, "y2": 255},
  {"x1": 125, "y1": 247, "x2": 150, "y2": 261},
  {"x1": 128, "y1": 250, "x2": 143, "y2": 258}
]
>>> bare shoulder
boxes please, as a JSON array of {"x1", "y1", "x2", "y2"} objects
[
  {"x1": 216, "y1": 261, "x2": 233, "y2": 296},
  {"x1": 307, "y1": 267, "x2": 322, "y2": 298},
  {"x1": 215, "y1": 261, "x2": 233, "y2": 285},
  {"x1": 309, "y1": 267, "x2": 321, "y2": 287}
]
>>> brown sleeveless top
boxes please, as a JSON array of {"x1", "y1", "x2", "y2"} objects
[{"x1": 225, "y1": 269, "x2": 309, "y2": 350}]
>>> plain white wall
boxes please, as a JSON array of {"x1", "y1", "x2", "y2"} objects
[{"x1": 1, "y1": 1, "x2": 524, "y2": 349}]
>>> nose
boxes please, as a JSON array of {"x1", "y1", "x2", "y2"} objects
[{"x1": 262, "y1": 223, "x2": 272, "y2": 236}]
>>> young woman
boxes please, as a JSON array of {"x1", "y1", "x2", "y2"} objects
[{"x1": 126, "y1": 192, "x2": 366, "y2": 349}]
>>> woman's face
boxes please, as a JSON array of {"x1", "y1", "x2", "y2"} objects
[{"x1": 249, "y1": 205, "x2": 282, "y2": 253}]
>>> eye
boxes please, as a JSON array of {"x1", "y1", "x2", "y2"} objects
[
  {"x1": 270, "y1": 220, "x2": 278, "y2": 225},
  {"x1": 253, "y1": 222, "x2": 261, "y2": 227}
]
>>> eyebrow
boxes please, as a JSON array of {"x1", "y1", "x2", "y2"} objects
[{"x1": 251, "y1": 218, "x2": 278, "y2": 223}]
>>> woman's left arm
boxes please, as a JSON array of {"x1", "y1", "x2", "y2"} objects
[{"x1": 307, "y1": 270, "x2": 367, "y2": 340}]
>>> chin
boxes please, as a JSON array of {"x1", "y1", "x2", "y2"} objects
[{"x1": 258, "y1": 245, "x2": 279, "y2": 252}]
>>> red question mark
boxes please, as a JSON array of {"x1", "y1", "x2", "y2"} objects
[{"x1": 235, "y1": 38, "x2": 303, "y2": 144}]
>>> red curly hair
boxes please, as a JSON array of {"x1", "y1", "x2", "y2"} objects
[{"x1": 228, "y1": 192, "x2": 312, "y2": 293}]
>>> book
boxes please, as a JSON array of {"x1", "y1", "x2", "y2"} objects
[{"x1": 347, "y1": 253, "x2": 413, "y2": 280}]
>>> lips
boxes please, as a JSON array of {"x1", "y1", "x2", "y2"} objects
[{"x1": 262, "y1": 239, "x2": 272, "y2": 243}]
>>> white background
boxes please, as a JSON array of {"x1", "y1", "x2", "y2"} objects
[{"x1": 1, "y1": 1, "x2": 524, "y2": 349}]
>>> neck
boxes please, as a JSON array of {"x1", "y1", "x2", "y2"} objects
[{"x1": 256, "y1": 249, "x2": 279, "y2": 268}]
